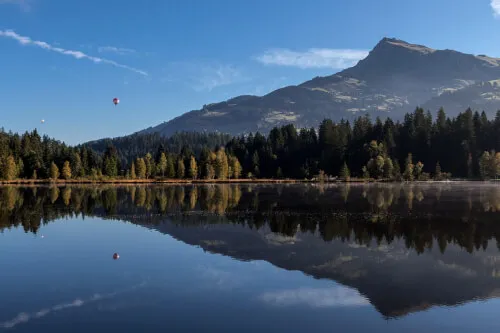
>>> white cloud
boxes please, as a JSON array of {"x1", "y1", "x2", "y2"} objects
[
  {"x1": 0, "y1": 0, "x2": 31, "y2": 11},
  {"x1": 259, "y1": 286, "x2": 370, "y2": 308},
  {"x1": 0, "y1": 29, "x2": 148, "y2": 76},
  {"x1": 98, "y1": 46, "x2": 136, "y2": 55},
  {"x1": 492, "y1": 0, "x2": 500, "y2": 17},
  {"x1": 256, "y1": 48, "x2": 369, "y2": 69}
]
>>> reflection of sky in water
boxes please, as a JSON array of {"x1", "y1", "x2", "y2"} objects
[{"x1": 1, "y1": 217, "x2": 500, "y2": 333}]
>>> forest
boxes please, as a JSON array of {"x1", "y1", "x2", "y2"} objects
[{"x1": 1, "y1": 107, "x2": 500, "y2": 181}]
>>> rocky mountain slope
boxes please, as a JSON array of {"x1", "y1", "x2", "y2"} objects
[{"x1": 142, "y1": 38, "x2": 500, "y2": 137}]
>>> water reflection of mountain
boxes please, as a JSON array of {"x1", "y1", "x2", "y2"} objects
[{"x1": 3, "y1": 183, "x2": 500, "y2": 318}]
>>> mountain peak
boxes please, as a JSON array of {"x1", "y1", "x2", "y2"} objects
[{"x1": 373, "y1": 37, "x2": 436, "y2": 54}]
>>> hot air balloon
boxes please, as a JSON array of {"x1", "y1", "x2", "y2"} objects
[
  {"x1": 113, "y1": 253, "x2": 119, "y2": 260},
  {"x1": 113, "y1": 98, "x2": 119, "y2": 106},
  {"x1": 41, "y1": 119, "x2": 45, "y2": 124}
]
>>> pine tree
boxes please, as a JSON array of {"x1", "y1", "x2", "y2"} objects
[
  {"x1": 16, "y1": 157, "x2": 24, "y2": 178},
  {"x1": 189, "y1": 156, "x2": 198, "y2": 179},
  {"x1": 50, "y1": 162, "x2": 60, "y2": 180},
  {"x1": 61, "y1": 161, "x2": 72, "y2": 180},
  {"x1": 479, "y1": 151, "x2": 491, "y2": 180},
  {"x1": 73, "y1": 153, "x2": 83, "y2": 178},
  {"x1": 276, "y1": 167, "x2": 283, "y2": 179},
  {"x1": 435, "y1": 162, "x2": 442, "y2": 180},
  {"x1": 103, "y1": 156, "x2": 118, "y2": 177},
  {"x1": 467, "y1": 153, "x2": 473, "y2": 179},
  {"x1": 177, "y1": 158, "x2": 185, "y2": 179},
  {"x1": 339, "y1": 162, "x2": 350, "y2": 181},
  {"x1": 166, "y1": 155, "x2": 175, "y2": 178},
  {"x1": 130, "y1": 161, "x2": 137, "y2": 179},
  {"x1": 393, "y1": 159, "x2": 401, "y2": 179},
  {"x1": 252, "y1": 151, "x2": 260, "y2": 177},
  {"x1": 144, "y1": 153, "x2": 154, "y2": 179}
]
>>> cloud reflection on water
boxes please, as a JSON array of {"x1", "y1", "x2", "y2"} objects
[
  {"x1": 259, "y1": 285, "x2": 370, "y2": 308},
  {"x1": 0, "y1": 281, "x2": 147, "y2": 329}
]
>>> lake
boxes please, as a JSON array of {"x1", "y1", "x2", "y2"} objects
[{"x1": 1, "y1": 183, "x2": 500, "y2": 332}]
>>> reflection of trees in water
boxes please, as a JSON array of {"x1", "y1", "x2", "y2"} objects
[{"x1": 3, "y1": 184, "x2": 500, "y2": 254}]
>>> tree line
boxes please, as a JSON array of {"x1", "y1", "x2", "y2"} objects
[
  {"x1": 0, "y1": 129, "x2": 243, "y2": 181},
  {"x1": 226, "y1": 107, "x2": 500, "y2": 180},
  {"x1": 3, "y1": 107, "x2": 500, "y2": 181}
]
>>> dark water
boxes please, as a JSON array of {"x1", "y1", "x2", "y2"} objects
[{"x1": 2, "y1": 183, "x2": 500, "y2": 332}]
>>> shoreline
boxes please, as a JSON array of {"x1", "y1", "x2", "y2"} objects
[{"x1": 0, "y1": 178, "x2": 490, "y2": 186}]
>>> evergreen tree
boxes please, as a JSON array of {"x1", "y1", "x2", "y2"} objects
[
  {"x1": 435, "y1": 162, "x2": 442, "y2": 180},
  {"x1": 145, "y1": 153, "x2": 153, "y2": 179},
  {"x1": 73, "y1": 153, "x2": 83, "y2": 178},
  {"x1": 479, "y1": 151, "x2": 491, "y2": 180},
  {"x1": 252, "y1": 151, "x2": 260, "y2": 177},
  {"x1": 130, "y1": 161, "x2": 136, "y2": 179},
  {"x1": 339, "y1": 162, "x2": 350, "y2": 181},
  {"x1": 158, "y1": 152, "x2": 167, "y2": 177},
  {"x1": 16, "y1": 157, "x2": 24, "y2": 178},
  {"x1": 276, "y1": 167, "x2": 283, "y2": 179},
  {"x1": 166, "y1": 155, "x2": 175, "y2": 178}
]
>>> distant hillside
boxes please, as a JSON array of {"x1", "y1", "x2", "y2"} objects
[
  {"x1": 84, "y1": 131, "x2": 232, "y2": 163},
  {"x1": 139, "y1": 37, "x2": 500, "y2": 137}
]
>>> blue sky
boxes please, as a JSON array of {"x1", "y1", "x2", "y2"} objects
[{"x1": 1, "y1": 0, "x2": 500, "y2": 144}]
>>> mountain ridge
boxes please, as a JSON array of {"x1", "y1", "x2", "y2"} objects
[{"x1": 127, "y1": 37, "x2": 500, "y2": 139}]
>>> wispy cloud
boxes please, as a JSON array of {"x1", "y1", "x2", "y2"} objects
[
  {"x1": 98, "y1": 46, "x2": 136, "y2": 55},
  {"x1": 0, "y1": 0, "x2": 31, "y2": 11},
  {"x1": 259, "y1": 286, "x2": 370, "y2": 308},
  {"x1": 194, "y1": 64, "x2": 244, "y2": 92},
  {"x1": 255, "y1": 48, "x2": 369, "y2": 69},
  {"x1": 164, "y1": 62, "x2": 249, "y2": 92},
  {"x1": 492, "y1": 0, "x2": 500, "y2": 17},
  {"x1": 0, "y1": 29, "x2": 148, "y2": 76}
]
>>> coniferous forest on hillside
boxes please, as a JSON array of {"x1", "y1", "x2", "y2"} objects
[{"x1": 2, "y1": 107, "x2": 500, "y2": 182}]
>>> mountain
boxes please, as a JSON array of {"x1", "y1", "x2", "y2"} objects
[{"x1": 141, "y1": 37, "x2": 500, "y2": 137}]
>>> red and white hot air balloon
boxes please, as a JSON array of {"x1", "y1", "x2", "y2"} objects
[{"x1": 113, "y1": 98, "x2": 119, "y2": 106}]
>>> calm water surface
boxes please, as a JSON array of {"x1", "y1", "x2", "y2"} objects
[{"x1": 2, "y1": 183, "x2": 500, "y2": 332}]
